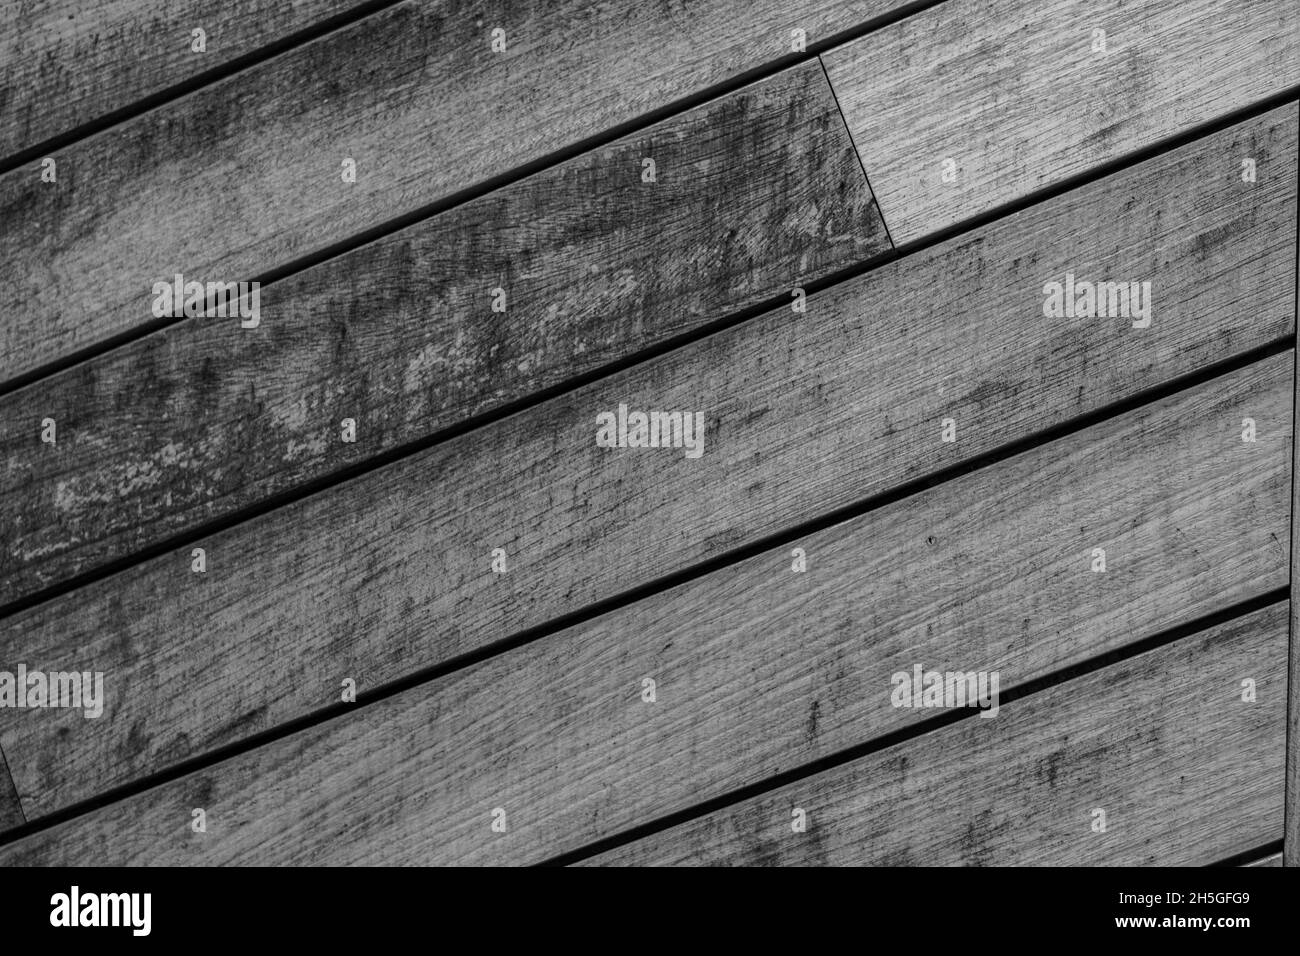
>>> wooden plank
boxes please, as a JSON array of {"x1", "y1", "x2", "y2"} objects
[
  {"x1": 1289, "y1": 311, "x2": 1300, "y2": 868},
  {"x1": 822, "y1": 0, "x2": 1300, "y2": 244},
  {"x1": 1, "y1": 106, "x2": 1294, "y2": 824},
  {"x1": 1246, "y1": 851, "x2": 1283, "y2": 866},
  {"x1": 584, "y1": 603, "x2": 1288, "y2": 866},
  {"x1": 0, "y1": 353, "x2": 1285, "y2": 862},
  {"x1": 0, "y1": 0, "x2": 914, "y2": 385},
  {"x1": 0, "y1": 59, "x2": 889, "y2": 604},
  {"x1": 0, "y1": 0, "x2": 373, "y2": 163}
]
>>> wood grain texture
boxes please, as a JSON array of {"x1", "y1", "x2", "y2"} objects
[
  {"x1": 0, "y1": 353, "x2": 1284, "y2": 862},
  {"x1": 0, "y1": 0, "x2": 912, "y2": 384},
  {"x1": 1, "y1": 106, "x2": 1294, "y2": 824},
  {"x1": 584, "y1": 603, "x2": 1288, "y2": 866},
  {"x1": 0, "y1": 0, "x2": 370, "y2": 162},
  {"x1": 0, "y1": 60, "x2": 888, "y2": 604},
  {"x1": 822, "y1": 0, "x2": 1300, "y2": 243},
  {"x1": 1288, "y1": 339, "x2": 1300, "y2": 868}
]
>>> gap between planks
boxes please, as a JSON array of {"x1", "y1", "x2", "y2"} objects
[
  {"x1": 817, "y1": 53, "x2": 896, "y2": 248},
  {"x1": 1223, "y1": 841, "x2": 1284, "y2": 866}
]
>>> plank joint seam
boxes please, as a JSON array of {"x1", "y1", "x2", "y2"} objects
[{"x1": 0, "y1": 739, "x2": 28, "y2": 829}]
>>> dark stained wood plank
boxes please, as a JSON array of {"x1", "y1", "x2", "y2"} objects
[
  {"x1": 0, "y1": 354, "x2": 1285, "y2": 861},
  {"x1": 822, "y1": 0, "x2": 1300, "y2": 243},
  {"x1": 584, "y1": 603, "x2": 1288, "y2": 866},
  {"x1": 0, "y1": 106, "x2": 1294, "y2": 824},
  {"x1": 0, "y1": 0, "x2": 914, "y2": 384},
  {"x1": 0, "y1": 59, "x2": 889, "y2": 604},
  {"x1": 0, "y1": 0, "x2": 373, "y2": 162}
]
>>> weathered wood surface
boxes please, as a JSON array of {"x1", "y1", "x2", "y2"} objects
[
  {"x1": 585, "y1": 602, "x2": 1288, "y2": 866},
  {"x1": 0, "y1": 60, "x2": 888, "y2": 605},
  {"x1": 0, "y1": 0, "x2": 373, "y2": 164},
  {"x1": 822, "y1": 0, "x2": 1300, "y2": 243},
  {"x1": 1247, "y1": 851, "x2": 1283, "y2": 866},
  {"x1": 1, "y1": 107, "x2": 1294, "y2": 823},
  {"x1": 0, "y1": 353, "x2": 1285, "y2": 862},
  {"x1": 1288, "y1": 342, "x2": 1300, "y2": 868},
  {"x1": 0, "y1": 0, "x2": 913, "y2": 385}
]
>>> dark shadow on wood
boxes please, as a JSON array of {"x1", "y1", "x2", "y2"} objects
[
  {"x1": 1216, "y1": 840, "x2": 1284, "y2": 866},
  {"x1": 0, "y1": 740, "x2": 26, "y2": 834}
]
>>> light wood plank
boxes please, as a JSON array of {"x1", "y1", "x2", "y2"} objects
[
  {"x1": 0, "y1": 353, "x2": 1285, "y2": 861},
  {"x1": 822, "y1": 0, "x2": 1300, "y2": 244},
  {"x1": 0, "y1": 0, "x2": 371, "y2": 162},
  {"x1": 0, "y1": 59, "x2": 888, "y2": 604},
  {"x1": 585, "y1": 603, "x2": 1288, "y2": 866},
  {"x1": 1, "y1": 106, "x2": 1293, "y2": 823},
  {"x1": 0, "y1": 0, "x2": 913, "y2": 384}
]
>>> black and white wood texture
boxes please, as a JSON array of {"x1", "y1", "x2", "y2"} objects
[
  {"x1": 0, "y1": 59, "x2": 889, "y2": 605},
  {"x1": 823, "y1": 0, "x2": 1300, "y2": 243},
  {"x1": 585, "y1": 603, "x2": 1288, "y2": 866},
  {"x1": 1, "y1": 0, "x2": 1297, "y2": 868},
  {"x1": 0, "y1": 0, "x2": 376, "y2": 165},
  {"x1": 0, "y1": 354, "x2": 1286, "y2": 864},
  {"x1": 0, "y1": 0, "x2": 918, "y2": 385},
  {"x1": 2, "y1": 107, "x2": 1292, "y2": 826}
]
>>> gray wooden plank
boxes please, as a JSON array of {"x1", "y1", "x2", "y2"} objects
[
  {"x1": 0, "y1": 59, "x2": 889, "y2": 605},
  {"x1": 1289, "y1": 317, "x2": 1300, "y2": 868},
  {"x1": 583, "y1": 603, "x2": 1288, "y2": 866},
  {"x1": 822, "y1": 0, "x2": 1300, "y2": 244},
  {"x1": 1, "y1": 105, "x2": 1294, "y2": 824},
  {"x1": 0, "y1": 0, "x2": 912, "y2": 385},
  {"x1": 0, "y1": 0, "x2": 372, "y2": 162},
  {"x1": 0, "y1": 352, "x2": 1284, "y2": 862}
]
